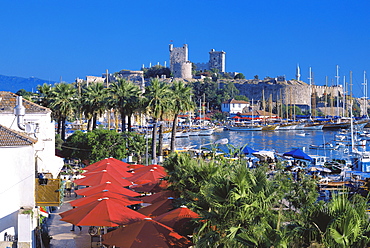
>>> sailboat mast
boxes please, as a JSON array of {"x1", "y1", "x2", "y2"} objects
[
  {"x1": 363, "y1": 71, "x2": 367, "y2": 118},
  {"x1": 350, "y1": 71, "x2": 354, "y2": 151},
  {"x1": 335, "y1": 65, "x2": 340, "y2": 117},
  {"x1": 343, "y1": 76, "x2": 346, "y2": 117},
  {"x1": 308, "y1": 67, "x2": 312, "y2": 116}
]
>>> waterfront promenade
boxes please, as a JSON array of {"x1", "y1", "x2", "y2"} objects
[{"x1": 47, "y1": 195, "x2": 91, "y2": 248}]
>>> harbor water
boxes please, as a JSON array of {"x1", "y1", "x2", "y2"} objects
[{"x1": 174, "y1": 129, "x2": 368, "y2": 160}]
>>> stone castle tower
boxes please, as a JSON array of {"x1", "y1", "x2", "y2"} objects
[
  {"x1": 169, "y1": 44, "x2": 226, "y2": 78},
  {"x1": 209, "y1": 49, "x2": 226, "y2": 72},
  {"x1": 169, "y1": 44, "x2": 192, "y2": 79}
]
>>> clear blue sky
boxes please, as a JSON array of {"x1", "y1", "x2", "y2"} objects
[{"x1": 1, "y1": 0, "x2": 370, "y2": 97}]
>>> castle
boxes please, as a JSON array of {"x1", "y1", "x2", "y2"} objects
[{"x1": 169, "y1": 44, "x2": 226, "y2": 79}]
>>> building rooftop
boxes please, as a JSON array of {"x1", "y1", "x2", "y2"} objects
[
  {"x1": 222, "y1": 98, "x2": 249, "y2": 104},
  {"x1": 0, "y1": 124, "x2": 37, "y2": 146},
  {"x1": 0, "y1": 91, "x2": 50, "y2": 114}
]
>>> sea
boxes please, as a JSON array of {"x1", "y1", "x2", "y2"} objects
[{"x1": 174, "y1": 129, "x2": 368, "y2": 161}]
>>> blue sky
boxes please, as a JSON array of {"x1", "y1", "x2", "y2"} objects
[{"x1": 1, "y1": 0, "x2": 370, "y2": 97}]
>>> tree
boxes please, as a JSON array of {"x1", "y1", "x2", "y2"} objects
[
  {"x1": 81, "y1": 82, "x2": 108, "y2": 131},
  {"x1": 36, "y1": 83, "x2": 53, "y2": 108},
  {"x1": 143, "y1": 65, "x2": 171, "y2": 79},
  {"x1": 16, "y1": 89, "x2": 34, "y2": 101},
  {"x1": 62, "y1": 128, "x2": 146, "y2": 164},
  {"x1": 144, "y1": 79, "x2": 171, "y2": 161},
  {"x1": 109, "y1": 79, "x2": 142, "y2": 132},
  {"x1": 234, "y1": 73, "x2": 246, "y2": 79},
  {"x1": 49, "y1": 82, "x2": 77, "y2": 140},
  {"x1": 169, "y1": 81, "x2": 194, "y2": 152}
]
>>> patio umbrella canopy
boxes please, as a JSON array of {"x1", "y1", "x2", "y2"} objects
[
  {"x1": 75, "y1": 182, "x2": 141, "y2": 197},
  {"x1": 138, "y1": 198, "x2": 175, "y2": 217},
  {"x1": 241, "y1": 146, "x2": 258, "y2": 155},
  {"x1": 83, "y1": 157, "x2": 131, "y2": 171},
  {"x1": 102, "y1": 218, "x2": 192, "y2": 248},
  {"x1": 154, "y1": 206, "x2": 199, "y2": 231},
  {"x1": 283, "y1": 148, "x2": 312, "y2": 161},
  {"x1": 74, "y1": 170, "x2": 133, "y2": 187},
  {"x1": 69, "y1": 190, "x2": 142, "y2": 207},
  {"x1": 60, "y1": 197, "x2": 147, "y2": 227},
  {"x1": 83, "y1": 164, "x2": 133, "y2": 178},
  {"x1": 140, "y1": 190, "x2": 176, "y2": 204},
  {"x1": 132, "y1": 164, "x2": 166, "y2": 174},
  {"x1": 130, "y1": 180, "x2": 169, "y2": 193},
  {"x1": 129, "y1": 168, "x2": 167, "y2": 184}
]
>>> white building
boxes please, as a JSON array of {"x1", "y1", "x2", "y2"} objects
[
  {"x1": 221, "y1": 99, "x2": 249, "y2": 115},
  {"x1": 0, "y1": 91, "x2": 64, "y2": 248}
]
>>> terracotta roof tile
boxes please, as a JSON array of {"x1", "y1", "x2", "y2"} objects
[
  {"x1": 222, "y1": 98, "x2": 249, "y2": 104},
  {"x1": 0, "y1": 91, "x2": 50, "y2": 114},
  {"x1": 0, "y1": 124, "x2": 37, "y2": 146}
]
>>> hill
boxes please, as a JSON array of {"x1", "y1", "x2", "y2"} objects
[{"x1": 0, "y1": 75, "x2": 57, "y2": 93}]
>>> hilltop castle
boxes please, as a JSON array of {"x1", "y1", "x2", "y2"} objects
[{"x1": 169, "y1": 44, "x2": 226, "y2": 79}]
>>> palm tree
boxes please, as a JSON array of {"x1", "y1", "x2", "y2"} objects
[
  {"x1": 81, "y1": 82, "x2": 108, "y2": 131},
  {"x1": 307, "y1": 193, "x2": 370, "y2": 247},
  {"x1": 109, "y1": 79, "x2": 141, "y2": 132},
  {"x1": 49, "y1": 82, "x2": 77, "y2": 140},
  {"x1": 36, "y1": 83, "x2": 53, "y2": 108},
  {"x1": 144, "y1": 78, "x2": 171, "y2": 161},
  {"x1": 169, "y1": 80, "x2": 194, "y2": 152}
]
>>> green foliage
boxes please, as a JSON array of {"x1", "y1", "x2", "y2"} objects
[
  {"x1": 163, "y1": 153, "x2": 370, "y2": 247},
  {"x1": 63, "y1": 129, "x2": 148, "y2": 164},
  {"x1": 234, "y1": 73, "x2": 246, "y2": 79},
  {"x1": 143, "y1": 65, "x2": 171, "y2": 79},
  {"x1": 234, "y1": 95, "x2": 249, "y2": 102}
]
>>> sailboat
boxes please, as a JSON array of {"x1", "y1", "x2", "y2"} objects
[{"x1": 229, "y1": 99, "x2": 263, "y2": 131}]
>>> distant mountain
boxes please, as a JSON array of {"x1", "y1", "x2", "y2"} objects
[{"x1": 0, "y1": 75, "x2": 57, "y2": 93}]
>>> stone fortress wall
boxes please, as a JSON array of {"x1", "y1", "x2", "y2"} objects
[{"x1": 220, "y1": 79, "x2": 344, "y2": 106}]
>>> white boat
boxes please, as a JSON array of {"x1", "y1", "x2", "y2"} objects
[
  {"x1": 228, "y1": 125, "x2": 263, "y2": 131},
  {"x1": 188, "y1": 130, "x2": 199, "y2": 136},
  {"x1": 309, "y1": 143, "x2": 339, "y2": 150},
  {"x1": 198, "y1": 128, "x2": 214, "y2": 136},
  {"x1": 278, "y1": 123, "x2": 297, "y2": 130},
  {"x1": 302, "y1": 123, "x2": 324, "y2": 130},
  {"x1": 175, "y1": 131, "x2": 189, "y2": 138},
  {"x1": 296, "y1": 132, "x2": 309, "y2": 137}
]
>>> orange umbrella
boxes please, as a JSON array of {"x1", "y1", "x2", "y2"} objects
[
  {"x1": 129, "y1": 168, "x2": 167, "y2": 184},
  {"x1": 140, "y1": 190, "x2": 175, "y2": 203},
  {"x1": 69, "y1": 190, "x2": 142, "y2": 207},
  {"x1": 154, "y1": 206, "x2": 199, "y2": 233},
  {"x1": 74, "y1": 170, "x2": 133, "y2": 187},
  {"x1": 60, "y1": 197, "x2": 147, "y2": 227},
  {"x1": 102, "y1": 218, "x2": 192, "y2": 248},
  {"x1": 75, "y1": 182, "x2": 140, "y2": 197},
  {"x1": 84, "y1": 164, "x2": 133, "y2": 178},
  {"x1": 83, "y1": 157, "x2": 131, "y2": 171},
  {"x1": 138, "y1": 198, "x2": 174, "y2": 217},
  {"x1": 130, "y1": 180, "x2": 169, "y2": 193}
]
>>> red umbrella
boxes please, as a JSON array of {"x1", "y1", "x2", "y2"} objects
[
  {"x1": 60, "y1": 197, "x2": 147, "y2": 227},
  {"x1": 130, "y1": 180, "x2": 169, "y2": 193},
  {"x1": 83, "y1": 157, "x2": 131, "y2": 171},
  {"x1": 154, "y1": 206, "x2": 199, "y2": 231},
  {"x1": 129, "y1": 168, "x2": 167, "y2": 184},
  {"x1": 140, "y1": 190, "x2": 175, "y2": 203},
  {"x1": 69, "y1": 190, "x2": 142, "y2": 207},
  {"x1": 74, "y1": 170, "x2": 133, "y2": 187},
  {"x1": 138, "y1": 198, "x2": 174, "y2": 217},
  {"x1": 127, "y1": 163, "x2": 146, "y2": 170},
  {"x1": 102, "y1": 218, "x2": 192, "y2": 248},
  {"x1": 84, "y1": 164, "x2": 133, "y2": 178},
  {"x1": 132, "y1": 164, "x2": 166, "y2": 174},
  {"x1": 75, "y1": 182, "x2": 141, "y2": 197}
]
